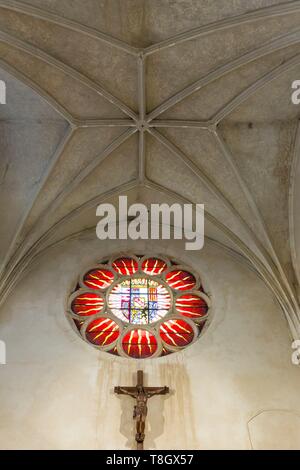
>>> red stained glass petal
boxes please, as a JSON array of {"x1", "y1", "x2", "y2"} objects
[
  {"x1": 142, "y1": 258, "x2": 168, "y2": 275},
  {"x1": 86, "y1": 318, "x2": 120, "y2": 346},
  {"x1": 122, "y1": 329, "x2": 157, "y2": 358},
  {"x1": 176, "y1": 294, "x2": 208, "y2": 318},
  {"x1": 112, "y1": 257, "x2": 138, "y2": 275},
  {"x1": 71, "y1": 292, "x2": 104, "y2": 316},
  {"x1": 83, "y1": 269, "x2": 114, "y2": 290},
  {"x1": 165, "y1": 270, "x2": 196, "y2": 290},
  {"x1": 160, "y1": 319, "x2": 194, "y2": 347}
]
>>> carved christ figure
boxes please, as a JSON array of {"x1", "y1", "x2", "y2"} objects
[{"x1": 114, "y1": 370, "x2": 169, "y2": 450}]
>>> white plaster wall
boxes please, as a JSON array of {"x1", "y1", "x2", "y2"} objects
[
  {"x1": 248, "y1": 410, "x2": 300, "y2": 450},
  {"x1": 0, "y1": 235, "x2": 299, "y2": 450}
]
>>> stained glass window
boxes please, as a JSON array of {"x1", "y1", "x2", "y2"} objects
[{"x1": 67, "y1": 254, "x2": 210, "y2": 359}]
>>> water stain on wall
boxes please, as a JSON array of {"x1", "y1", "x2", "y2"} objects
[{"x1": 94, "y1": 353, "x2": 197, "y2": 450}]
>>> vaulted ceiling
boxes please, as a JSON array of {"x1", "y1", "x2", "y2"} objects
[{"x1": 0, "y1": 0, "x2": 300, "y2": 340}]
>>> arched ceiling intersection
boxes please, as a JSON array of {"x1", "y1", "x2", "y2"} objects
[{"x1": 0, "y1": 0, "x2": 300, "y2": 340}]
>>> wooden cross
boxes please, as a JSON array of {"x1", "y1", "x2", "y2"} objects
[{"x1": 114, "y1": 370, "x2": 169, "y2": 450}]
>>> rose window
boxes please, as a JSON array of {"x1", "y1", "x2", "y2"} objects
[{"x1": 67, "y1": 254, "x2": 211, "y2": 359}]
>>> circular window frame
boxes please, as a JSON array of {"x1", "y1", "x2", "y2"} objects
[{"x1": 66, "y1": 253, "x2": 211, "y2": 359}]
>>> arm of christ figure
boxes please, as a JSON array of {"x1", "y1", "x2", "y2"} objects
[
  {"x1": 146, "y1": 386, "x2": 169, "y2": 398},
  {"x1": 114, "y1": 386, "x2": 137, "y2": 398}
]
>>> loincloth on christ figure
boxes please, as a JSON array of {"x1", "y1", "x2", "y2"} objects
[{"x1": 133, "y1": 403, "x2": 148, "y2": 420}]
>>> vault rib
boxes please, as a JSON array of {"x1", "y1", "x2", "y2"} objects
[
  {"x1": 213, "y1": 53, "x2": 300, "y2": 124},
  {"x1": 146, "y1": 29, "x2": 300, "y2": 122},
  {"x1": 139, "y1": 130, "x2": 145, "y2": 183},
  {"x1": 147, "y1": 127, "x2": 288, "y2": 279},
  {"x1": 0, "y1": 179, "x2": 139, "y2": 305},
  {"x1": 0, "y1": 0, "x2": 298, "y2": 342},
  {"x1": 289, "y1": 121, "x2": 300, "y2": 289},
  {"x1": 73, "y1": 119, "x2": 136, "y2": 128},
  {"x1": 0, "y1": 30, "x2": 139, "y2": 121},
  {"x1": 0, "y1": 0, "x2": 140, "y2": 56},
  {"x1": 0, "y1": 128, "x2": 138, "y2": 284},
  {"x1": 145, "y1": 179, "x2": 300, "y2": 336},
  {"x1": 0, "y1": 0, "x2": 298, "y2": 59},
  {"x1": 144, "y1": 1, "x2": 300, "y2": 56},
  {"x1": 208, "y1": 54, "x2": 300, "y2": 312},
  {"x1": 143, "y1": 179, "x2": 300, "y2": 337},
  {"x1": 0, "y1": 126, "x2": 75, "y2": 280},
  {"x1": 149, "y1": 120, "x2": 212, "y2": 129},
  {"x1": 138, "y1": 56, "x2": 146, "y2": 182},
  {"x1": 0, "y1": 61, "x2": 138, "y2": 281},
  {"x1": 140, "y1": 54, "x2": 300, "y2": 130},
  {"x1": 214, "y1": 130, "x2": 299, "y2": 313},
  {"x1": 0, "y1": 61, "x2": 137, "y2": 129},
  {"x1": 0, "y1": 58, "x2": 74, "y2": 123},
  {"x1": 146, "y1": 54, "x2": 300, "y2": 311},
  {"x1": 138, "y1": 56, "x2": 146, "y2": 122},
  {"x1": 1, "y1": 173, "x2": 298, "y2": 338}
]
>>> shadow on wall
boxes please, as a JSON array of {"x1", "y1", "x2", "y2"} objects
[
  {"x1": 247, "y1": 410, "x2": 300, "y2": 450},
  {"x1": 115, "y1": 363, "x2": 197, "y2": 450}
]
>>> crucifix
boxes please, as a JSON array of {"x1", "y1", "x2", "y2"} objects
[{"x1": 114, "y1": 370, "x2": 169, "y2": 450}]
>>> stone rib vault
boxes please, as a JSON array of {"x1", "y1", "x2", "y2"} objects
[{"x1": 0, "y1": 0, "x2": 300, "y2": 344}]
